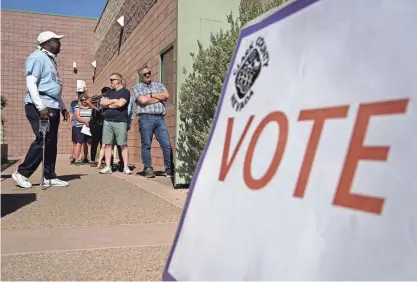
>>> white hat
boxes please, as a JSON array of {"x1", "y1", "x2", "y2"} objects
[
  {"x1": 37, "y1": 31, "x2": 64, "y2": 44},
  {"x1": 76, "y1": 80, "x2": 86, "y2": 92}
]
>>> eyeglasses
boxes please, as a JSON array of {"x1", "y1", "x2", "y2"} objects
[
  {"x1": 142, "y1": 71, "x2": 151, "y2": 77},
  {"x1": 80, "y1": 99, "x2": 87, "y2": 102},
  {"x1": 110, "y1": 78, "x2": 119, "y2": 82}
]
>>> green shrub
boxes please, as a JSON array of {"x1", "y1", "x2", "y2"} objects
[{"x1": 176, "y1": 0, "x2": 287, "y2": 183}]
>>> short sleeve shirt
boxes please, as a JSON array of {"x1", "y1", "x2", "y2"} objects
[
  {"x1": 132, "y1": 82, "x2": 167, "y2": 115},
  {"x1": 102, "y1": 88, "x2": 130, "y2": 122},
  {"x1": 24, "y1": 49, "x2": 63, "y2": 109}
]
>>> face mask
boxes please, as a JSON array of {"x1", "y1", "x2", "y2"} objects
[{"x1": 38, "y1": 45, "x2": 56, "y2": 58}]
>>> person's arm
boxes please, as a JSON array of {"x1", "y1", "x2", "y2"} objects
[
  {"x1": 108, "y1": 90, "x2": 130, "y2": 108},
  {"x1": 150, "y1": 91, "x2": 169, "y2": 101},
  {"x1": 68, "y1": 112, "x2": 73, "y2": 128},
  {"x1": 132, "y1": 85, "x2": 155, "y2": 105},
  {"x1": 137, "y1": 96, "x2": 161, "y2": 105},
  {"x1": 108, "y1": 97, "x2": 128, "y2": 108},
  {"x1": 58, "y1": 97, "x2": 66, "y2": 110},
  {"x1": 150, "y1": 83, "x2": 169, "y2": 101},
  {"x1": 25, "y1": 58, "x2": 45, "y2": 111},
  {"x1": 74, "y1": 108, "x2": 90, "y2": 127},
  {"x1": 100, "y1": 97, "x2": 115, "y2": 107},
  {"x1": 85, "y1": 98, "x2": 100, "y2": 112}
]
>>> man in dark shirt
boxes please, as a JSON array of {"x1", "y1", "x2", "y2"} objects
[
  {"x1": 89, "y1": 86, "x2": 111, "y2": 166},
  {"x1": 99, "y1": 73, "x2": 132, "y2": 174}
]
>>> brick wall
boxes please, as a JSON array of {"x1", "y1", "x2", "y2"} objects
[
  {"x1": 1, "y1": 10, "x2": 96, "y2": 157},
  {"x1": 94, "y1": 0, "x2": 157, "y2": 74},
  {"x1": 93, "y1": 0, "x2": 125, "y2": 53},
  {"x1": 93, "y1": 0, "x2": 177, "y2": 172}
]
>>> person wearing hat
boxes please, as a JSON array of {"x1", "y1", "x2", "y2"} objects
[
  {"x1": 12, "y1": 31, "x2": 70, "y2": 188},
  {"x1": 69, "y1": 80, "x2": 96, "y2": 165}
]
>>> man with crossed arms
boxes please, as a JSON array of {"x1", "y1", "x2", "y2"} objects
[{"x1": 132, "y1": 66, "x2": 173, "y2": 178}]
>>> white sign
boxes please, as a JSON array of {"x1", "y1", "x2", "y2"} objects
[
  {"x1": 81, "y1": 124, "x2": 91, "y2": 136},
  {"x1": 164, "y1": 0, "x2": 417, "y2": 280},
  {"x1": 76, "y1": 79, "x2": 86, "y2": 92}
]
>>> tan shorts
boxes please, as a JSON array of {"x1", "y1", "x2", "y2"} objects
[{"x1": 102, "y1": 120, "x2": 127, "y2": 146}]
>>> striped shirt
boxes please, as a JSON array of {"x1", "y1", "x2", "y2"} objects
[
  {"x1": 132, "y1": 82, "x2": 167, "y2": 115},
  {"x1": 74, "y1": 105, "x2": 92, "y2": 127}
]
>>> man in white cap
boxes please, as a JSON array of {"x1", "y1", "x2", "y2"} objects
[{"x1": 12, "y1": 31, "x2": 70, "y2": 188}]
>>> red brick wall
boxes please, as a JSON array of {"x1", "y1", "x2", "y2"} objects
[
  {"x1": 1, "y1": 10, "x2": 96, "y2": 157},
  {"x1": 93, "y1": 0, "x2": 177, "y2": 172}
]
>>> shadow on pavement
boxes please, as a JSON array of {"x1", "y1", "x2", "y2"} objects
[
  {"x1": 30, "y1": 174, "x2": 88, "y2": 186},
  {"x1": 136, "y1": 170, "x2": 176, "y2": 187},
  {"x1": 58, "y1": 174, "x2": 88, "y2": 181},
  {"x1": 1, "y1": 193, "x2": 36, "y2": 217},
  {"x1": 1, "y1": 160, "x2": 18, "y2": 172}
]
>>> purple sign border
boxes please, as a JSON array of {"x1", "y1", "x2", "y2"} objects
[{"x1": 163, "y1": 0, "x2": 319, "y2": 280}]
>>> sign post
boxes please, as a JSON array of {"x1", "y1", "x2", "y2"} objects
[{"x1": 164, "y1": 0, "x2": 417, "y2": 280}]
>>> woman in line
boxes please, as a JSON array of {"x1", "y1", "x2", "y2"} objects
[{"x1": 74, "y1": 93, "x2": 93, "y2": 165}]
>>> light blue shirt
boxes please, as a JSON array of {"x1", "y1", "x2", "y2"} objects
[
  {"x1": 127, "y1": 90, "x2": 135, "y2": 128},
  {"x1": 24, "y1": 49, "x2": 63, "y2": 109},
  {"x1": 69, "y1": 100, "x2": 78, "y2": 126}
]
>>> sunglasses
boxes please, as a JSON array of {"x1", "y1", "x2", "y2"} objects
[
  {"x1": 142, "y1": 71, "x2": 151, "y2": 77},
  {"x1": 110, "y1": 78, "x2": 119, "y2": 82},
  {"x1": 80, "y1": 99, "x2": 87, "y2": 102}
]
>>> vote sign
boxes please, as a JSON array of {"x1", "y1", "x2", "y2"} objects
[{"x1": 164, "y1": 0, "x2": 417, "y2": 280}]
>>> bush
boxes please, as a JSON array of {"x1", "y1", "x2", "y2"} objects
[
  {"x1": 1, "y1": 96, "x2": 6, "y2": 110},
  {"x1": 1, "y1": 96, "x2": 7, "y2": 125},
  {"x1": 176, "y1": 0, "x2": 287, "y2": 183}
]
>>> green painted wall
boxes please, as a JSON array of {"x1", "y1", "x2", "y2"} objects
[{"x1": 175, "y1": 0, "x2": 240, "y2": 185}]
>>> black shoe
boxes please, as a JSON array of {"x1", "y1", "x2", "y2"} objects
[
  {"x1": 117, "y1": 162, "x2": 124, "y2": 172},
  {"x1": 144, "y1": 167, "x2": 155, "y2": 178}
]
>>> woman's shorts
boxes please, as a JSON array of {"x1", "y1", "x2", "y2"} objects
[
  {"x1": 74, "y1": 126, "x2": 92, "y2": 144},
  {"x1": 71, "y1": 126, "x2": 77, "y2": 143}
]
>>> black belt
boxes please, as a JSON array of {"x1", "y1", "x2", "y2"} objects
[
  {"x1": 105, "y1": 120, "x2": 126, "y2": 123},
  {"x1": 138, "y1": 113, "x2": 164, "y2": 116}
]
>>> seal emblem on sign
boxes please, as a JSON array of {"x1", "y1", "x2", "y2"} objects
[{"x1": 230, "y1": 36, "x2": 269, "y2": 112}]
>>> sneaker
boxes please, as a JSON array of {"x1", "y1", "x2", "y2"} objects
[
  {"x1": 43, "y1": 178, "x2": 69, "y2": 187},
  {"x1": 123, "y1": 167, "x2": 132, "y2": 175},
  {"x1": 144, "y1": 167, "x2": 155, "y2": 178},
  {"x1": 164, "y1": 170, "x2": 174, "y2": 178},
  {"x1": 81, "y1": 158, "x2": 89, "y2": 164},
  {"x1": 12, "y1": 171, "x2": 32, "y2": 188},
  {"x1": 99, "y1": 166, "x2": 112, "y2": 174},
  {"x1": 74, "y1": 161, "x2": 83, "y2": 166}
]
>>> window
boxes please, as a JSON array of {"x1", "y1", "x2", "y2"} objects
[{"x1": 160, "y1": 45, "x2": 175, "y2": 106}]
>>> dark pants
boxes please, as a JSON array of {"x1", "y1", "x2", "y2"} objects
[
  {"x1": 18, "y1": 104, "x2": 60, "y2": 179},
  {"x1": 90, "y1": 121, "x2": 103, "y2": 161},
  {"x1": 139, "y1": 114, "x2": 172, "y2": 172}
]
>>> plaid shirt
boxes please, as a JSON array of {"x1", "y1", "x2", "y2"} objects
[{"x1": 132, "y1": 82, "x2": 167, "y2": 115}]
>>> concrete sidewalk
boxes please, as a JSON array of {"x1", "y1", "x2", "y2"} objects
[{"x1": 1, "y1": 155, "x2": 187, "y2": 281}]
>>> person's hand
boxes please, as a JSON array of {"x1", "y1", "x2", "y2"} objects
[
  {"x1": 61, "y1": 109, "x2": 69, "y2": 121},
  {"x1": 39, "y1": 108, "x2": 49, "y2": 119},
  {"x1": 84, "y1": 121, "x2": 90, "y2": 128}
]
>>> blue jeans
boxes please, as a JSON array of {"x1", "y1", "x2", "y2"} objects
[{"x1": 139, "y1": 114, "x2": 172, "y2": 172}]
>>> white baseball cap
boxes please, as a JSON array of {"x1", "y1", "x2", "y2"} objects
[
  {"x1": 76, "y1": 80, "x2": 86, "y2": 92},
  {"x1": 37, "y1": 31, "x2": 64, "y2": 44}
]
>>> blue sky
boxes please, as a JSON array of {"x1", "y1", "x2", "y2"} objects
[{"x1": 1, "y1": 0, "x2": 107, "y2": 18}]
